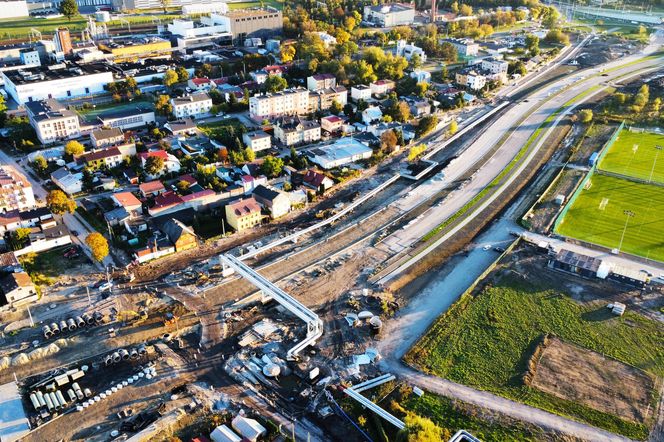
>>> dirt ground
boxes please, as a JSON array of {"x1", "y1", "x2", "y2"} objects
[{"x1": 532, "y1": 337, "x2": 656, "y2": 424}]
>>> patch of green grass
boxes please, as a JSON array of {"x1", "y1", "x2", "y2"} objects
[
  {"x1": 76, "y1": 99, "x2": 153, "y2": 121},
  {"x1": 228, "y1": 0, "x2": 283, "y2": 10},
  {"x1": 198, "y1": 118, "x2": 245, "y2": 143},
  {"x1": 407, "y1": 274, "x2": 664, "y2": 440},
  {"x1": 76, "y1": 207, "x2": 107, "y2": 234},
  {"x1": 556, "y1": 173, "x2": 664, "y2": 262},
  {"x1": 598, "y1": 129, "x2": 664, "y2": 184},
  {"x1": 403, "y1": 393, "x2": 545, "y2": 442},
  {"x1": 19, "y1": 247, "x2": 86, "y2": 286}
]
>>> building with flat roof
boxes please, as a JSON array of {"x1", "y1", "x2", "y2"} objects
[
  {"x1": 363, "y1": 3, "x2": 414, "y2": 27},
  {"x1": 97, "y1": 106, "x2": 156, "y2": 130},
  {"x1": 0, "y1": 381, "x2": 30, "y2": 441},
  {"x1": 25, "y1": 98, "x2": 81, "y2": 144},
  {"x1": 243, "y1": 130, "x2": 271, "y2": 152},
  {"x1": 171, "y1": 92, "x2": 213, "y2": 119},
  {"x1": 98, "y1": 36, "x2": 171, "y2": 63},
  {"x1": 54, "y1": 27, "x2": 73, "y2": 56},
  {"x1": 0, "y1": 166, "x2": 35, "y2": 212},
  {"x1": 443, "y1": 38, "x2": 479, "y2": 57},
  {"x1": 168, "y1": 15, "x2": 233, "y2": 52},
  {"x1": 306, "y1": 137, "x2": 373, "y2": 169},
  {"x1": 0, "y1": 0, "x2": 28, "y2": 20},
  {"x1": 249, "y1": 88, "x2": 309, "y2": 119},
  {"x1": 223, "y1": 8, "x2": 283, "y2": 43},
  {"x1": 91, "y1": 127, "x2": 124, "y2": 148},
  {"x1": 2, "y1": 62, "x2": 114, "y2": 104}
]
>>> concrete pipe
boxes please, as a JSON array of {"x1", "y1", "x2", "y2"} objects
[
  {"x1": 75, "y1": 389, "x2": 84, "y2": 400},
  {"x1": 56, "y1": 390, "x2": 67, "y2": 407},
  {"x1": 93, "y1": 311, "x2": 103, "y2": 323},
  {"x1": 119, "y1": 349, "x2": 130, "y2": 360},
  {"x1": 129, "y1": 348, "x2": 139, "y2": 360},
  {"x1": 104, "y1": 354, "x2": 113, "y2": 366},
  {"x1": 42, "y1": 325, "x2": 52, "y2": 339},
  {"x1": 83, "y1": 313, "x2": 94, "y2": 325},
  {"x1": 75, "y1": 316, "x2": 86, "y2": 328},
  {"x1": 36, "y1": 391, "x2": 46, "y2": 408},
  {"x1": 83, "y1": 388, "x2": 92, "y2": 398},
  {"x1": 30, "y1": 393, "x2": 41, "y2": 410},
  {"x1": 50, "y1": 322, "x2": 60, "y2": 334},
  {"x1": 138, "y1": 345, "x2": 147, "y2": 355},
  {"x1": 67, "y1": 318, "x2": 77, "y2": 331},
  {"x1": 67, "y1": 389, "x2": 77, "y2": 402},
  {"x1": 44, "y1": 392, "x2": 54, "y2": 410},
  {"x1": 112, "y1": 352, "x2": 121, "y2": 363},
  {"x1": 49, "y1": 392, "x2": 59, "y2": 409},
  {"x1": 59, "y1": 320, "x2": 67, "y2": 331}
]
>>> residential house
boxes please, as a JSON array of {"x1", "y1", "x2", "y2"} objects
[
  {"x1": 273, "y1": 116, "x2": 321, "y2": 146},
  {"x1": 0, "y1": 272, "x2": 37, "y2": 308},
  {"x1": 172, "y1": 136, "x2": 222, "y2": 157},
  {"x1": 250, "y1": 69, "x2": 269, "y2": 84},
  {"x1": 225, "y1": 197, "x2": 262, "y2": 232},
  {"x1": 0, "y1": 207, "x2": 53, "y2": 238},
  {"x1": 80, "y1": 146, "x2": 124, "y2": 170},
  {"x1": 161, "y1": 218, "x2": 197, "y2": 251},
  {"x1": 138, "y1": 150, "x2": 181, "y2": 177},
  {"x1": 370, "y1": 79, "x2": 396, "y2": 96},
  {"x1": 25, "y1": 98, "x2": 81, "y2": 144},
  {"x1": 480, "y1": 57, "x2": 509, "y2": 83},
  {"x1": 410, "y1": 70, "x2": 431, "y2": 83},
  {"x1": 351, "y1": 85, "x2": 372, "y2": 102},
  {"x1": 307, "y1": 73, "x2": 336, "y2": 92},
  {"x1": 252, "y1": 185, "x2": 290, "y2": 219},
  {"x1": 188, "y1": 77, "x2": 213, "y2": 91},
  {"x1": 455, "y1": 68, "x2": 486, "y2": 91},
  {"x1": 443, "y1": 38, "x2": 479, "y2": 57},
  {"x1": 240, "y1": 175, "x2": 268, "y2": 194},
  {"x1": 133, "y1": 238, "x2": 175, "y2": 263},
  {"x1": 148, "y1": 191, "x2": 184, "y2": 216},
  {"x1": 243, "y1": 131, "x2": 272, "y2": 152},
  {"x1": 111, "y1": 191, "x2": 143, "y2": 217},
  {"x1": 164, "y1": 118, "x2": 198, "y2": 136},
  {"x1": 171, "y1": 92, "x2": 213, "y2": 119},
  {"x1": 13, "y1": 223, "x2": 71, "y2": 257},
  {"x1": 396, "y1": 40, "x2": 427, "y2": 62},
  {"x1": 408, "y1": 99, "x2": 431, "y2": 117},
  {"x1": 320, "y1": 115, "x2": 344, "y2": 134},
  {"x1": 362, "y1": 106, "x2": 383, "y2": 125},
  {"x1": 139, "y1": 180, "x2": 166, "y2": 198},
  {"x1": 315, "y1": 31, "x2": 337, "y2": 47},
  {"x1": 303, "y1": 169, "x2": 334, "y2": 192},
  {"x1": 308, "y1": 86, "x2": 348, "y2": 112},
  {"x1": 51, "y1": 167, "x2": 83, "y2": 195},
  {"x1": 123, "y1": 169, "x2": 139, "y2": 185},
  {"x1": 91, "y1": 127, "x2": 124, "y2": 148}
]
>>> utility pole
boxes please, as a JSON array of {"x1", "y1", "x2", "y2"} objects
[
  {"x1": 27, "y1": 305, "x2": 34, "y2": 327},
  {"x1": 648, "y1": 145, "x2": 662, "y2": 183},
  {"x1": 86, "y1": 286, "x2": 91, "y2": 306},
  {"x1": 617, "y1": 210, "x2": 635, "y2": 252}
]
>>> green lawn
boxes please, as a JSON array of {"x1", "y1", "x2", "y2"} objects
[
  {"x1": 406, "y1": 274, "x2": 664, "y2": 440},
  {"x1": 598, "y1": 129, "x2": 664, "y2": 184},
  {"x1": 556, "y1": 174, "x2": 664, "y2": 262},
  {"x1": 19, "y1": 246, "x2": 87, "y2": 286}
]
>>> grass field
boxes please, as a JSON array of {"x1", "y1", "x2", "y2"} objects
[
  {"x1": 77, "y1": 99, "x2": 154, "y2": 121},
  {"x1": 406, "y1": 273, "x2": 664, "y2": 439},
  {"x1": 598, "y1": 129, "x2": 664, "y2": 184},
  {"x1": 556, "y1": 173, "x2": 664, "y2": 262}
]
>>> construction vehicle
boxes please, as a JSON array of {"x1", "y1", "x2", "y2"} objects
[
  {"x1": 163, "y1": 312, "x2": 179, "y2": 327},
  {"x1": 117, "y1": 310, "x2": 148, "y2": 324}
]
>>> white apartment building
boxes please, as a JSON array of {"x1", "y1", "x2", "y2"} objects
[
  {"x1": 25, "y1": 99, "x2": 81, "y2": 144},
  {"x1": 273, "y1": 116, "x2": 321, "y2": 146},
  {"x1": 444, "y1": 38, "x2": 480, "y2": 57},
  {"x1": 370, "y1": 79, "x2": 395, "y2": 96},
  {"x1": 351, "y1": 85, "x2": 372, "y2": 102},
  {"x1": 249, "y1": 88, "x2": 309, "y2": 120},
  {"x1": 481, "y1": 57, "x2": 509, "y2": 75},
  {"x1": 243, "y1": 131, "x2": 272, "y2": 152},
  {"x1": 0, "y1": 166, "x2": 35, "y2": 212},
  {"x1": 456, "y1": 69, "x2": 487, "y2": 90},
  {"x1": 171, "y1": 92, "x2": 213, "y2": 119},
  {"x1": 363, "y1": 3, "x2": 414, "y2": 27}
]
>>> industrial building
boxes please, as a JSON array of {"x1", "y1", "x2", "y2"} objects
[
  {"x1": 223, "y1": 8, "x2": 283, "y2": 43},
  {"x1": 305, "y1": 137, "x2": 373, "y2": 169},
  {"x1": 363, "y1": 3, "x2": 415, "y2": 27},
  {"x1": 98, "y1": 36, "x2": 171, "y2": 62},
  {"x1": 97, "y1": 106, "x2": 156, "y2": 130},
  {"x1": 2, "y1": 63, "x2": 114, "y2": 105},
  {"x1": 167, "y1": 15, "x2": 233, "y2": 53},
  {"x1": 0, "y1": 0, "x2": 28, "y2": 19}
]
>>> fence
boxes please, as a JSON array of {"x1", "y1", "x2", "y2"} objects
[{"x1": 552, "y1": 121, "x2": 624, "y2": 232}]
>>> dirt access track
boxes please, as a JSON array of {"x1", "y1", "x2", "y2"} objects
[{"x1": 532, "y1": 337, "x2": 657, "y2": 424}]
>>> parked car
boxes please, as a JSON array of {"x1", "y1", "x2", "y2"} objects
[{"x1": 71, "y1": 230, "x2": 79, "y2": 237}]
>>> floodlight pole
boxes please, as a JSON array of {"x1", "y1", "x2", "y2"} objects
[
  {"x1": 617, "y1": 210, "x2": 635, "y2": 253},
  {"x1": 648, "y1": 145, "x2": 662, "y2": 183}
]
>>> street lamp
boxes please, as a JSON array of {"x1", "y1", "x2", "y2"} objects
[
  {"x1": 617, "y1": 210, "x2": 635, "y2": 253},
  {"x1": 648, "y1": 145, "x2": 662, "y2": 184}
]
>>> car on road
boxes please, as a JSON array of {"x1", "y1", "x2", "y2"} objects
[
  {"x1": 482, "y1": 244, "x2": 492, "y2": 251},
  {"x1": 98, "y1": 281, "x2": 113, "y2": 292},
  {"x1": 493, "y1": 246, "x2": 506, "y2": 253},
  {"x1": 71, "y1": 230, "x2": 79, "y2": 237}
]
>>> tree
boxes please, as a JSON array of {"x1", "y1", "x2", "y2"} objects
[
  {"x1": 449, "y1": 120, "x2": 458, "y2": 135},
  {"x1": 31, "y1": 155, "x2": 48, "y2": 176},
  {"x1": 46, "y1": 190, "x2": 76, "y2": 214},
  {"x1": 578, "y1": 109, "x2": 593, "y2": 124},
  {"x1": 350, "y1": 60, "x2": 377, "y2": 85},
  {"x1": 260, "y1": 155, "x2": 284, "y2": 178},
  {"x1": 144, "y1": 156, "x2": 165, "y2": 175},
  {"x1": 0, "y1": 94, "x2": 7, "y2": 128},
  {"x1": 451, "y1": 1, "x2": 459, "y2": 13},
  {"x1": 416, "y1": 115, "x2": 439, "y2": 138},
  {"x1": 265, "y1": 75, "x2": 288, "y2": 93},
  {"x1": 59, "y1": 0, "x2": 78, "y2": 21},
  {"x1": 163, "y1": 69, "x2": 179, "y2": 88},
  {"x1": 330, "y1": 99, "x2": 343, "y2": 115},
  {"x1": 155, "y1": 95, "x2": 173, "y2": 116},
  {"x1": 175, "y1": 66, "x2": 189, "y2": 82},
  {"x1": 244, "y1": 147, "x2": 256, "y2": 162},
  {"x1": 525, "y1": 34, "x2": 540, "y2": 56},
  {"x1": 396, "y1": 413, "x2": 448, "y2": 442},
  {"x1": 82, "y1": 167, "x2": 94, "y2": 192},
  {"x1": 65, "y1": 140, "x2": 85, "y2": 158},
  {"x1": 409, "y1": 53, "x2": 422, "y2": 70},
  {"x1": 196, "y1": 63, "x2": 213, "y2": 78},
  {"x1": 545, "y1": 29, "x2": 569, "y2": 45},
  {"x1": 407, "y1": 144, "x2": 426, "y2": 162},
  {"x1": 439, "y1": 42, "x2": 458, "y2": 63},
  {"x1": 380, "y1": 130, "x2": 398, "y2": 153},
  {"x1": 459, "y1": 4, "x2": 473, "y2": 16},
  {"x1": 390, "y1": 101, "x2": 411, "y2": 123},
  {"x1": 85, "y1": 232, "x2": 109, "y2": 263},
  {"x1": 280, "y1": 45, "x2": 296, "y2": 63},
  {"x1": 176, "y1": 180, "x2": 191, "y2": 193}
]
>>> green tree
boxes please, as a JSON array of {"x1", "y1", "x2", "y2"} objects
[
  {"x1": 525, "y1": 34, "x2": 540, "y2": 56},
  {"x1": 175, "y1": 66, "x2": 189, "y2": 82},
  {"x1": 396, "y1": 413, "x2": 448, "y2": 442},
  {"x1": 59, "y1": 0, "x2": 78, "y2": 21},
  {"x1": 330, "y1": 99, "x2": 343, "y2": 115},
  {"x1": 409, "y1": 53, "x2": 422, "y2": 70},
  {"x1": 545, "y1": 29, "x2": 569, "y2": 45},
  {"x1": 196, "y1": 63, "x2": 213, "y2": 78},
  {"x1": 65, "y1": 140, "x2": 85, "y2": 158},
  {"x1": 260, "y1": 155, "x2": 284, "y2": 178},
  {"x1": 459, "y1": 4, "x2": 473, "y2": 16},
  {"x1": 265, "y1": 75, "x2": 288, "y2": 93},
  {"x1": 416, "y1": 115, "x2": 439, "y2": 138},
  {"x1": 155, "y1": 95, "x2": 173, "y2": 116},
  {"x1": 577, "y1": 109, "x2": 593, "y2": 124},
  {"x1": 163, "y1": 69, "x2": 179, "y2": 88},
  {"x1": 82, "y1": 167, "x2": 94, "y2": 192},
  {"x1": 31, "y1": 155, "x2": 48, "y2": 176},
  {"x1": 0, "y1": 94, "x2": 7, "y2": 128},
  {"x1": 46, "y1": 190, "x2": 76, "y2": 214},
  {"x1": 85, "y1": 232, "x2": 109, "y2": 262},
  {"x1": 439, "y1": 42, "x2": 458, "y2": 63},
  {"x1": 244, "y1": 147, "x2": 256, "y2": 162},
  {"x1": 144, "y1": 156, "x2": 165, "y2": 175}
]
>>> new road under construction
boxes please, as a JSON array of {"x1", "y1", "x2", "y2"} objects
[{"x1": 3, "y1": 30, "x2": 663, "y2": 442}]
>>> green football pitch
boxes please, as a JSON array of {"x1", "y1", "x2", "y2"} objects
[
  {"x1": 556, "y1": 174, "x2": 664, "y2": 262},
  {"x1": 598, "y1": 129, "x2": 664, "y2": 184}
]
